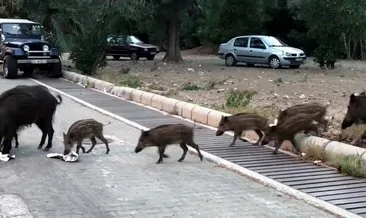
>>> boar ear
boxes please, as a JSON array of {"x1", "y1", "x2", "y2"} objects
[
  {"x1": 142, "y1": 131, "x2": 149, "y2": 136},
  {"x1": 63, "y1": 132, "x2": 66, "y2": 138},
  {"x1": 223, "y1": 116, "x2": 228, "y2": 121},
  {"x1": 350, "y1": 93, "x2": 357, "y2": 103}
]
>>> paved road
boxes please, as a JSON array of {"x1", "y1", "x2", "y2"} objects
[{"x1": 0, "y1": 78, "x2": 335, "y2": 218}]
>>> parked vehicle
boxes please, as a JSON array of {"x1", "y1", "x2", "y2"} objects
[
  {"x1": 0, "y1": 18, "x2": 62, "y2": 79},
  {"x1": 105, "y1": 35, "x2": 160, "y2": 61},
  {"x1": 217, "y1": 35, "x2": 306, "y2": 69}
]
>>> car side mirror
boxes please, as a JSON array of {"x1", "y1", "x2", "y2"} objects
[{"x1": 1, "y1": 34, "x2": 5, "y2": 42}]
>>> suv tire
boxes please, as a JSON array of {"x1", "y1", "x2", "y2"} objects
[
  {"x1": 147, "y1": 55, "x2": 155, "y2": 60},
  {"x1": 113, "y1": 55, "x2": 120, "y2": 60},
  {"x1": 225, "y1": 54, "x2": 237, "y2": 66},
  {"x1": 268, "y1": 55, "x2": 281, "y2": 69},
  {"x1": 3, "y1": 55, "x2": 18, "y2": 79},
  {"x1": 48, "y1": 57, "x2": 63, "y2": 78}
]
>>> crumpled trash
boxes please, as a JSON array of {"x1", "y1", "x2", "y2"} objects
[
  {"x1": 46, "y1": 151, "x2": 79, "y2": 162},
  {"x1": 0, "y1": 152, "x2": 15, "y2": 162}
]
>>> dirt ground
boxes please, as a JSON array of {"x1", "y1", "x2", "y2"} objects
[{"x1": 62, "y1": 48, "x2": 366, "y2": 144}]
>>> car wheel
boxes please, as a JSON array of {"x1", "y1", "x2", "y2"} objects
[
  {"x1": 290, "y1": 65, "x2": 300, "y2": 69},
  {"x1": 268, "y1": 55, "x2": 281, "y2": 69},
  {"x1": 113, "y1": 55, "x2": 120, "y2": 60},
  {"x1": 48, "y1": 57, "x2": 63, "y2": 78},
  {"x1": 246, "y1": 63, "x2": 255, "y2": 67},
  {"x1": 3, "y1": 55, "x2": 18, "y2": 79},
  {"x1": 23, "y1": 67, "x2": 34, "y2": 77},
  {"x1": 130, "y1": 52, "x2": 139, "y2": 61},
  {"x1": 147, "y1": 55, "x2": 155, "y2": 60},
  {"x1": 225, "y1": 54, "x2": 236, "y2": 66}
]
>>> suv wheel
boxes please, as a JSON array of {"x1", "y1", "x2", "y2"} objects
[
  {"x1": 3, "y1": 55, "x2": 18, "y2": 79},
  {"x1": 48, "y1": 57, "x2": 63, "y2": 78},
  {"x1": 130, "y1": 52, "x2": 139, "y2": 61},
  {"x1": 225, "y1": 54, "x2": 236, "y2": 66},
  {"x1": 113, "y1": 55, "x2": 120, "y2": 60},
  {"x1": 23, "y1": 67, "x2": 34, "y2": 77},
  {"x1": 268, "y1": 56, "x2": 281, "y2": 69}
]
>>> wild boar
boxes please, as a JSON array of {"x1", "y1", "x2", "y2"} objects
[
  {"x1": 341, "y1": 93, "x2": 366, "y2": 129},
  {"x1": 264, "y1": 112, "x2": 321, "y2": 154},
  {"x1": 0, "y1": 85, "x2": 62, "y2": 155},
  {"x1": 215, "y1": 113, "x2": 271, "y2": 146},
  {"x1": 278, "y1": 102, "x2": 328, "y2": 134},
  {"x1": 134, "y1": 123, "x2": 203, "y2": 164},
  {"x1": 63, "y1": 119, "x2": 111, "y2": 155}
]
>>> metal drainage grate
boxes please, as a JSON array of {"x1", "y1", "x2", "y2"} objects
[{"x1": 37, "y1": 78, "x2": 366, "y2": 217}]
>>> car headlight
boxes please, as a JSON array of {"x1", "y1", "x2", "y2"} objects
[
  {"x1": 23, "y1": 45, "x2": 30, "y2": 52},
  {"x1": 43, "y1": 45, "x2": 49, "y2": 51},
  {"x1": 144, "y1": 48, "x2": 148, "y2": 51},
  {"x1": 285, "y1": 52, "x2": 291, "y2": 56}
]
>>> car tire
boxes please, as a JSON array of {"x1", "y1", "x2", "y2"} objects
[
  {"x1": 147, "y1": 55, "x2": 155, "y2": 60},
  {"x1": 268, "y1": 55, "x2": 281, "y2": 69},
  {"x1": 3, "y1": 55, "x2": 18, "y2": 79},
  {"x1": 113, "y1": 55, "x2": 120, "y2": 60},
  {"x1": 290, "y1": 65, "x2": 300, "y2": 69},
  {"x1": 130, "y1": 52, "x2": 139, "y2": 61},
  {"x1": 225, "y1": 54, "x2": 236, "y2": 66},
  {"x1": 23, "y1": 67, "x2": 34, "y2": 77},
  {"x1": 48, "y1": 57, "x2": 63, "y2": 78},
  {"x1": 246, "y1": 63, "x2": 255, "y2": 67}
]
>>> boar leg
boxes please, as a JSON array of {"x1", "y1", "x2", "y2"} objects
[
  {"x1": 86, "y1": 136, "x2": 97, "y2": 154},
  {"x1": 76, "y1": 140, "x2": 84, "y2": 154},
  {"x1": 43, "y1": 122, "x2": 55, "y2": 152},
  {"x1": 156, "y1": 145, "x2": 166, "y2": 164},
  {"x1": 95, "y1": 133, "x2": 110, "y2": 154},
  {"x1": 229, "y1": 131, "x2": 241, "y2": 146},
  {"x1": 187, "y1": 141, "x2": 203, "y2": 161},
  {"x1": 36, "y1": 121, "x2": 47, "y2": 150},
  {"x1": 14, "y1": 134, "x2": 19, "y2": 148},
  {"x1": 253, "y1": 129, "x2": 264, "y2": 146},
  {"x1": 273, "y1": 139, "x2": 284, "y2": 154},
  {"x1": 178, "y1": 143, "x2": 188, "y2": 162},
  {"x1": 289, "y1": 138, "x2": 300, "y2": 154}
]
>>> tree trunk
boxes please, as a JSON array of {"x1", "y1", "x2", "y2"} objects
[{"x1": 163, "y1": 9, "x2": 183, "y2": 63}]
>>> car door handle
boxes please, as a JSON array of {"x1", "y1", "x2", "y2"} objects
[
  {"x1": 233, "y1": 49, "x2": 237, "y2": 51},
  {"x1": 249, "y1": 50, "x2": 253, "y2": 52}
]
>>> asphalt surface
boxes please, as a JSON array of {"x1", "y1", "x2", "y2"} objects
[{"x1": 0, "y1": 77, "x2": 336, "y2": 218}]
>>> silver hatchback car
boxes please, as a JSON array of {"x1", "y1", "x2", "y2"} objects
[{"x1": 218, "y1": 35, "x2": 306, "y2": 69}]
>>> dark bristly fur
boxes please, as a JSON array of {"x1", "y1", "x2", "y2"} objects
[
  {"x1": 216, "y1": 113, "x2": 270, "y2": 146},
  {"x1": 63, "y1": 119, "x2": 111, "y2": 155},
  {"x1": 265, "y1": 112, "x2": 322, "y2": 154},
  {"x1": 134, "y1": 123, "x2": 203, "y2": 164},
  {"x1": 342, "y1": 93, "x2": 366, "y2": 129},
  {"x1": 278, "y1": 102, "x2": 328, "y2": 134},
  {"x1": 0, "y1": 85, "x2": 62, "y2": 154}
]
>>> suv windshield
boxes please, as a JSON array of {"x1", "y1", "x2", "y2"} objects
[
  {"x1": 2, "y1": 23, "x2": 42, "y2": 38},
  {"x1": 126, "y1": 35, "x2": 143, "y2": 44},
  {"x1": 263, "y1": 36, "x2": 286, "y2": 47}
]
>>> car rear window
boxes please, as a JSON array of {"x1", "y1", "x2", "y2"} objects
[{"x1": 233, "y1": 38, "x2": 248, "y2": 47}]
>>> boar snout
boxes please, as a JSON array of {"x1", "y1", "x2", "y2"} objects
[
  {"x1": 135, "y1": 146, "x2": 143, "y2": 153},
  {"x1": 63, "y1": 148, "x2": 71, "y2": 155},
  {"x1": 341, "y1": 113, "x2": 354, "y2": 129},
  {"x1": 216, "y1": 130, "x2": 224, "y2": 136}
]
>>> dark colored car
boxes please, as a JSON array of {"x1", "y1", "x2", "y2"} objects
[
  {"x1": 0, "y1": 18, "x2": 62, "y2": 79},
  {"x1": 106, "y1": 35, "x2": 160, "y2": 61}
]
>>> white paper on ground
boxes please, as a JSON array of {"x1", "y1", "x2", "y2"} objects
[
  {"x1": 46, "y1": 151, "x2": 79, "y2": 162},
  {"x1": 0, "y1": 152, "x2": 15, "y2": 162}
]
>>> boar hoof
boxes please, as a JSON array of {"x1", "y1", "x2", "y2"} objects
[
  {"x1": 86, "y1": 150, "x2": 92, "y2": 153},
  {"x1": 105, "y1": 150, "x2": 110, "y2": 154},
  {"x1": 178, "y1": 158, "x2": 184, "y2": 162},
  {"x1": 273, "y1": 150, "x2": 278, "y2": 154},
  {"x1": 37, "y1": 146, "x2": 42, "y2": 150},
  {"x1": 156, "y1": 160, "x2": 163, "y2": 164},
  {"x1": 163, "y1": 154, "x2": 169, "y2": 158},
  {"x1": 43, "y1": 148, "x2": 50, "y2": 152},
  {"x1": 229, "y1": 144, "x2": 234, "y2": 147}
]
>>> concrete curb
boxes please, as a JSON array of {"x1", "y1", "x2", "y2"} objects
[
  {"x1": 61, "y1": 70, "x2": 366, "y2": 162},
  {"x1": 32, "y1": 77, "x2": 361, "y2": 218}
]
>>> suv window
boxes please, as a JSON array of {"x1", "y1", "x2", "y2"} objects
[
  {"x1": 233, "y1": 37, "x2": 248, "y2": 47},
  {"x1": 250, "y1": 38, "x2": 266, "y2": 49}
]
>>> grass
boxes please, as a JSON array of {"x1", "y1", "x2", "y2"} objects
[
  {"x1": 302, "y1": 144, "x2": 327, "y2": 162},
  {"x1": 181, "y1": 80, "x2": 219, "y2": 91},
  {"x1": 225, "y1": 90, "x2": 257, "y2": 108},
  {"x1": 336, "y1": 155, "x2": 366, "y2": 178},
  {"x1": 119, "y1": 75, "x2": 141, "y2": 88},
  {"x1": 181, "y1": 82, "x2": 201, "y2": 91}
]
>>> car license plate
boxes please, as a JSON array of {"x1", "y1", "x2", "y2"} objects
[
  {"x1": 296, "y1": 58, "x2": 303, "y2": 61},
  {"x1": 31, "y1": 60, "x2": 48, "y2": 64},
  {"x1": 150, "y1": 52, "x2": 156, "y2": 55}
]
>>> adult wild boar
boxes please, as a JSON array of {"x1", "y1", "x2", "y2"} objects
[
  {"x1": 341, "y1": 93, "x2": 366, "y2": 129},
  {"x1": 0, "y1": 85, "x2": 62, "y2": 154}
]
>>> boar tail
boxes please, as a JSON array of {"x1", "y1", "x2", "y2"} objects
[{"x1": 56, "y1": 94, "x2": 62, "y2": 104}]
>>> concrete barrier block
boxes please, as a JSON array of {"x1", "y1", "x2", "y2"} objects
[
  {"x1": 112, "y1": 87, "x2": 133, "y2": 100},
  {"x1": 109, "y1": 86, "x2": 124, "y2": 96},
  {"x1": 175, "y1": 101, "x2": 188, "y2": 116},
  {"x1": 131, "y1": 89, "x2": 144, "y2": 103},
  {"x1": 162, "y1": 98, "x2": 179, "y2": 114},
  {"x1": 151, "y1": 95, "x2": 168, "y2": 110},
  {"x1": 94, "y1": 79, "x2": 115, "y2": 92},
  {"x1": 141, "y1": 92, "x2": 156, "y2": 106},
  {"x1": 181, "y1": 103, "x2": 197, "y2": 119},
  {"x1": 294, "y1": 134, "x2": 330, "y2": 153},
  {"x1": 325, "y1": 141, "x2": 366, "y2": 162},
  {"x1": 192, "y1": 106, "x2": 212, "y2": 124},
  {"x1": 207, "y1": 110, "x2": 227, "y2": 128}
]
